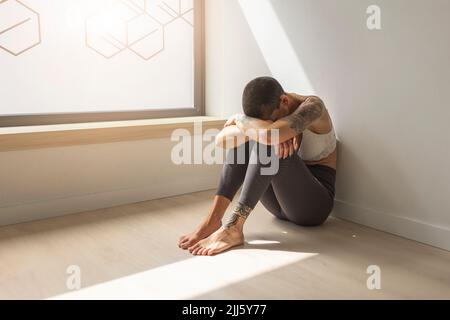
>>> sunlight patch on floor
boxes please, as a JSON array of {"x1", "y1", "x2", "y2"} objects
[
  {"x1": 50, "y1": 249, "x2": 317, "y2": 300},
  {"x1": 247, "y1": 240, "x2": 281, "y2": 245}
]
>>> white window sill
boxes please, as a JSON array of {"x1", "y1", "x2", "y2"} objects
[{"x1": 0, "y1": 116, "x2": 226, "y2": 152}]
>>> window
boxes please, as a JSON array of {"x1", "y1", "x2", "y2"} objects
[{"x1": 0, "y1": 0, "x2": 204, "y2": 127}]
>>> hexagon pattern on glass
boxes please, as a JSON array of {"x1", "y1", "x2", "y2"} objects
[
  {"x1": 0, "y1": 0, "x2": 41, "y2": 56},
  {"x1": 85, "y1": 0, "x2": 193, "y2": 60}
]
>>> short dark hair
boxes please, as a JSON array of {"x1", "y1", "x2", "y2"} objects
[{"x1": 242, "y1": 77, "x2": 285, "y2": 119}]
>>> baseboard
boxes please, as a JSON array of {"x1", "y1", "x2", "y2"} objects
[
  {"x1": 0, "y1": 176, "x2": 218, "y2": 226},
  {"x1": 5, "y1": 185, "x2": 449, "y2": 252},
  {"x1": 332, "y1": 200, "x2": 450, "y2": 252}
]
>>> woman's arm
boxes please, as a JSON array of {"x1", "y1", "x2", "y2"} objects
[
  {"x1": 236, "y1": 96, "x2": 325, "y2": 145},
  {"x1": 215, "y1": 125, "x2": 249, "y2": 149}
]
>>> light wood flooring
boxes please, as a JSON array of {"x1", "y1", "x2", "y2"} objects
[{"x1": 1, "y1": 190, "x2": 449, "y2": 300}]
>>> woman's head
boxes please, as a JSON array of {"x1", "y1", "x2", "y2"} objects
[{"x1": 242, "y1": 76, "x2": 290, "y2": 121}]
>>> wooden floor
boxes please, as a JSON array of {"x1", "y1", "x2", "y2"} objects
[{"x1": 1, "y1": 190, "x2": 449, "y2": 300}]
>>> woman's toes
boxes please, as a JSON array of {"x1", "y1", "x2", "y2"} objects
[
  {"x1": 189, "y1": 243, "x2": 199, "y2": 253},
  {"x1": 192, "y1": 245, "x2": 203, "y2": 255},
  {"x1": 182, "y1": 242, "x2": 193, "y2": 250},
  {"x1": 181, "y1": 239, "x2": 193, "y2": 249},
  {"x1": 179, "y1": 239, "x2": 187, "y2": 247}
]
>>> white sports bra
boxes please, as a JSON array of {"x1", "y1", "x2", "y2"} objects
[{"x1": 298, "y1": 127, "x2": 337, "y2": 162}]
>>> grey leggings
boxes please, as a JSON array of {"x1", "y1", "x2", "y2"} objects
[{"x1": 217, "y1": 141, "x2": 336, "y2": 226}]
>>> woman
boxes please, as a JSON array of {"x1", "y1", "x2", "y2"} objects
[{"x1": 178, "y1": 76, "x2": 337, "y2": 256}]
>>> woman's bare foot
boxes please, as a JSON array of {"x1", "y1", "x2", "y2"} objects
[
  {"x1": 179, "y1": 196, "x2": 231, "y2": 250},
  {"x1": 188, "y1": 225, "x2": 244, "y2": 256},
  {"x1": 178, "y1": 218, "x2": 222, "y2": 250}
]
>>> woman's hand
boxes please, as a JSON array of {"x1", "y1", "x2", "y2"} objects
[
  {"x1": 293, "y1": 134, "x2": 302, "y2": 150},
  {"x1": 224, "y1": 114, "x2": 243, "y2": 128},
  {"x1": 276, "y1": 134, "x2": 302, "y2": 159}
]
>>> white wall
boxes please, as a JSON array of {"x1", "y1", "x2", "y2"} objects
[
  {"x1": 208, "y1": 0, "x2": 450, "y2": 251},
  {"x1": 0, "y1": 138, "x2": 222, "y2": 225},
  {"x1": 205, "y1": 0, "x2": 270, "y2": 117}
]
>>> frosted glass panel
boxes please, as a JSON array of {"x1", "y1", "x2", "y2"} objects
[{"x1": 0, "y1": 0, "x2": 195, "y2": 115}]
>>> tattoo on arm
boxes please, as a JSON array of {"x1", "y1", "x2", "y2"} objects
[
  {"x1": 224, "y1": 203, "x2": 253, "y2": 228},
  {"x1": 285, "y1": 97, "x2": 325, "y2": 134}
]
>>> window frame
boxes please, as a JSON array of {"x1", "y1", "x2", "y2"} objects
[{"x1": 0, "y1": 0, "x2": 205, "y2": 127}]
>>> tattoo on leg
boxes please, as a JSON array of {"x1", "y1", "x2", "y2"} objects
[{"x1": 224, "y1": 203, "x2": 253, "y2": 228}]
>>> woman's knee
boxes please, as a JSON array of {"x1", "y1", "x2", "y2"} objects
[
  {"x1": 287, "y1": 211, "x2": 330, "y2": 227},
  {"x1": 225, "y1": 141, "x2": 252, "y2": 165},
  {"x1": 249, "y1": 144, "x2": 296, "y2": 177},
  {"x1": 266, "y1": 206, "x2": 288, "y2": 221}
]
